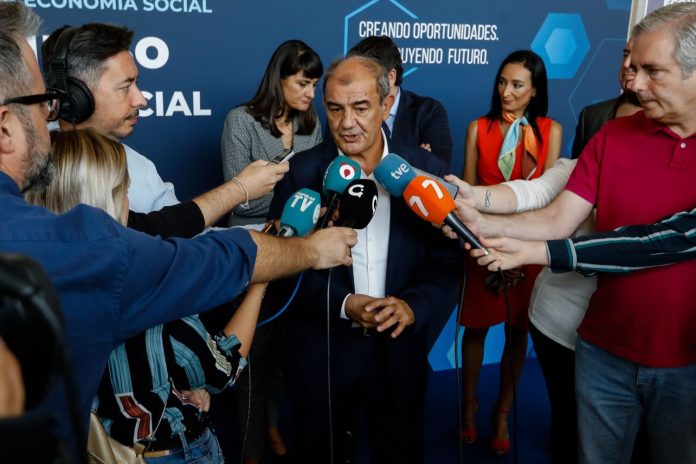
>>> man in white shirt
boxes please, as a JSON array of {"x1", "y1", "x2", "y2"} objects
[
  {"x1": 41, "y1": 23, "x2": 284, "y2": 220},
  {"x1": 268, "y1": 55, "x2": 461, "y2": 464}
]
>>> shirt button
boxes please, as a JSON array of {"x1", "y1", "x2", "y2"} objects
[{"x1": 681, "y1": 142, "x2": 687, "y2": 148}]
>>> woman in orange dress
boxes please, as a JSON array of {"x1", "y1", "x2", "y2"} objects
[{"x1": 459, "y1": 49, "x2": 562, "y2": 455}]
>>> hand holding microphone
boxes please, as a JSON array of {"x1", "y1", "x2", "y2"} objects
[{"x1": 403, "y1": 175, "x2": 488, "y2": 254}]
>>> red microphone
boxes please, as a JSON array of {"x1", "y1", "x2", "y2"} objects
[{"x1": 403, "y1": 175, "x2": 488, "y2": 252}]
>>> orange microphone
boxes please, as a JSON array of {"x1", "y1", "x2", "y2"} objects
[{"x1": 403, "y1": 175, "x2": 488, "y2": 253}]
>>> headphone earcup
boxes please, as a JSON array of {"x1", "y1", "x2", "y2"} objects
[{"x1": 59, "y1": 76, "x2": 95, "y2": 124}]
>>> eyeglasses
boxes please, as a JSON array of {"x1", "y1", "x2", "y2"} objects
[{"x1": 0, "y1": 89, "x2": 64, "y2": 122}]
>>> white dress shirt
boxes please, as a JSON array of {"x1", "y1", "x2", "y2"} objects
[{"x1": 340, "y1": 131, "x2": 392, "y2": 320}]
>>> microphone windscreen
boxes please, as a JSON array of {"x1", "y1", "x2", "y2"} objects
[
  {"x1": 323, "y1": 157, "x2": 362, "y2": 197},
  {"x1": 337, "y1": 179, "x2": 378, "y2": 229},
  {"x1": 279, "y1": 188, "x2": 321, "y2": 236},
  {"x1": 373, "y1": 153, "x2": 416, "y2": 197},
  {"x1": 403, "y1": 175, "x2": 455, "y2": 224}
]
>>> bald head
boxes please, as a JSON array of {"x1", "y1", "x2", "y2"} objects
[{"x1": 323, "y1": 56, "x2": 390, "y2": 104}]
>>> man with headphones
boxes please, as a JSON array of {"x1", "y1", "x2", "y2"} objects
[{"x1": 41, "y1": 23, "x2": 279, "y2": 225}]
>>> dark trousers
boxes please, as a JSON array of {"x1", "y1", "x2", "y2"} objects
[
  {"x1": 530, "y1": 323, "x2": 578, "y2": 464},
  {"x1": 284, "y1": 322, "x2": 427, "y2": 464}
]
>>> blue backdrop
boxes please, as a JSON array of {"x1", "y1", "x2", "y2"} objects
[{"x1": 26, "y1": 0, "x2": 631, "y2": 370}]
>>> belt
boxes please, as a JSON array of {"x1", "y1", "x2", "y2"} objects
[{"x1": 143, "y1": 449, "x2": 171, "y2": 458}]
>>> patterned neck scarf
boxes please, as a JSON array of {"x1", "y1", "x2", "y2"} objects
[{"x1": 497, "y1": 112, "x2": 538, "y2": 181}]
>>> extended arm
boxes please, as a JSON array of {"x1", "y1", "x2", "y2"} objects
[
  {"x1": 547, "y1": 206, "x2": 696, "y2": 274},
  {"x1": 446, "y1": 158, "x2": 576, "y2": 215},
  {"x1": 472, "y1": 206, "x2": 696, "y2": 273},
  {"x1": 194, "y1": 160, "x2": 289, "y2": 228}
]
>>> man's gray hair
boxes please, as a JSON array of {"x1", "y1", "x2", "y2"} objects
[
  {"x1": 633, "y1": 2, "x2": 696, "y2": 78},
  {"x1": 323, "y1": 55, "x2": 390, "y2": 103},
  {"x1": 0, "y1": 2, "x2": 41, "y2": 101}
]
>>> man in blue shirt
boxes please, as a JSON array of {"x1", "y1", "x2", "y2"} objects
[{"x1": 0, "y1": 3, "x2": 356, "y2": 460}]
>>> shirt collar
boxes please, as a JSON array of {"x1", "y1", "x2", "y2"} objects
[
  {"x1": 634, "y1": 110, "x2": 696, "y2": 139},
  {"x1": 0, "y1": 171, "x2": 21, "y2": 197}
]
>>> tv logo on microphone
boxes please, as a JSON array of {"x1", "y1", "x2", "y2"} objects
[
  {"x1": 347, "y1": 184, "x2": 364, "y2": 198},
  {"x1": 390, "y1": 163, "x2": 411, "y2": 180},
  {"x1": 340, "y1": 162, "x2": 358, "y2": 180},
  {"x1": 290, "y1": 191, "x2": 318, "y2": 212}
]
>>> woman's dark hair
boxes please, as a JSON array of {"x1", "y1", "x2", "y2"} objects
[
  {"x1": 485, "y1": 49, "x2": 548, "y2": 142},
  {"x1": 244, "y1": 40, "x2": 323, "y2": 137}
]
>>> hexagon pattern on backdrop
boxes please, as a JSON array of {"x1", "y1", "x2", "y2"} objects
[{"x1": 531, "y1": 13, "x2": 590, "y2": 79}]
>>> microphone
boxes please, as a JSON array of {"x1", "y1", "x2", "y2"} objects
[
  {"x1": 318, "y1": 157, "x2": 362, "y2": 228},
  {"x1": 278, "y1": 188, "x2": 321, "y2": 237},
  {"x1": 335, "y1": 179, "x2": 378, "y2": 229},
  {"x1": 373, "y1": 153, "x2": 416, "y2": 197},
  {"x1": 403, "y1": 175, "x2": 488, "y2": 252}
]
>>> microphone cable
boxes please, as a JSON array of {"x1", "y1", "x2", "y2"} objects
[
  {"x1": 239, "y1": 351, "x2": 252, "y2": 464},
  {"x1": 454, "y1": 238, "x2": 468, "y2": 464},
  {"x1": 498, "y1": 267, "x2": 519, "y2": 464},
  {"x1": 326, "y1": 268, "x2": 335, "y2": 464},
  {"x1": 455, "y1": 241, "x2": 518, "y2": 464},
  {"x1": 256, "y1": 272, "x2": 304, "y2": 327}
]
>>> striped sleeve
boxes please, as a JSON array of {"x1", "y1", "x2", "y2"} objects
[{"x1": 547, "y1": 206, "x2": 696, "y2": 275}]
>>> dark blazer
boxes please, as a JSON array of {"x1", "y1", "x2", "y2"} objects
[
  {"x1": 572, "y1": 97, "x2": 618, "y2": 158},
  {"x1": 267, "y1": 137, "x2": 462, "y2": 463},
  {"x1": 268, "y1": 138, "x2": 462, "y2": 334},
  {"x1": 391, "y1": 89, "x2": 453, "y2": 168}
]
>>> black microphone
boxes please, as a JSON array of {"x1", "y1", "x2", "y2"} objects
[{"x1": 335, "y1": 179, "x2": 378, "y2": 229}]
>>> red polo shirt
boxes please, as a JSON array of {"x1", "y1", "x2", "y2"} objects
[{"x1": 566, "y1": 111, "x2": 696, "y2": 367}]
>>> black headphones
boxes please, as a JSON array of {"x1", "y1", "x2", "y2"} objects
[{"x1": 48, "y1": 26, "x2": 95, "y2": 124}]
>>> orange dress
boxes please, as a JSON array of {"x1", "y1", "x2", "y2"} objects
[{"x1": 459, "y1": 116, "x2": 554, "y2": 329}]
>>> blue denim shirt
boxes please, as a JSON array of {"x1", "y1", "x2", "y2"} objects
[{"x1": 0, "y1": 172, "x2": 256, "y2": 458}]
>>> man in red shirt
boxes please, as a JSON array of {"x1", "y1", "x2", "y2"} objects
[{"x1": 447, "y1": 4, "x2": 696, "y2": 463}]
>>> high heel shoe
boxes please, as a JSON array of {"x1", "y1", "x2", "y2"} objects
[
  {"x1": 459, "y1": 399, "x2": 478, "y2": 444},
  {"x1": 489, "y1": 407, "x2": 510, "y2": 456}
]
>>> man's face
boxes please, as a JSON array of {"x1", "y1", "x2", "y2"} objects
[
  {"x1": 627, "y1": 27, "x2": 696, "y2": 130},
  {"x1": 18, "y1": 40, "x2": 52, "y2": 190},
  {"x1": 82, "y1": 51, "x2": 146, "y2": 140},
  {"x1": 324, "y1": 60, "x2": 390, "y2": 160},
  {"x1": 619, "y1": 39, "x2": 634, "y2": 90}
]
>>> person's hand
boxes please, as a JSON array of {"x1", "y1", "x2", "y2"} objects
[
  {"x1": 307, "y1": 227, "x2": 357, "y2": 269},
  {"x1": 441, "y1": 198, "x2": 482, "y2": 240},
  {"x1": 365, "y1": 296, "x2": 415, "y2": 338},
  {"x1": 236, "y1": 160, "x2": 290, "y2": 200},
  {"x1": 344, "y1": 294, "x2": 380, "y2": 329},
  {"x1": 444, "y1": 175, "x2": 475, "y2": 207},
  {"x1": 420, "y1": 143, "x2": 432, "y2": 152},
  {"x1": 470, "y1": 237, "x2": 549, "y2": 271},
  {"x1": 180, "y1": 389, "x2": 211, "y2": 412},
  {"x1": 0, "y1": 338, "x2": 24, "y2": 418}
]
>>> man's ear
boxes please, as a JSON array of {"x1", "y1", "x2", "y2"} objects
[
  {"x1": 382, "y1": 94, "x2": 395, "y2": 121},
  {"x1": 0, "y1": 106, "x2": 16, "y2": 155},
  {"x1": 388, "y1": 68, "x2": 397, "y2": 87}
]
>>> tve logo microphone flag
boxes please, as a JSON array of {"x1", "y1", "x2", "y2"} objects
[
  {"x1": 278, "y1": 188, "x2": 321, "y2": 237},
  {"x1": 403, "y1": 176, "x2": 487, "y2": 251},
  {"x1": 373, "y1": 153, "x2": 416, "y2": 197}
]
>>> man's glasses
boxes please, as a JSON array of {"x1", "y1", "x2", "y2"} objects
[{"x1": 0, "y1": 89, "x2": 64, "y2": 122}]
